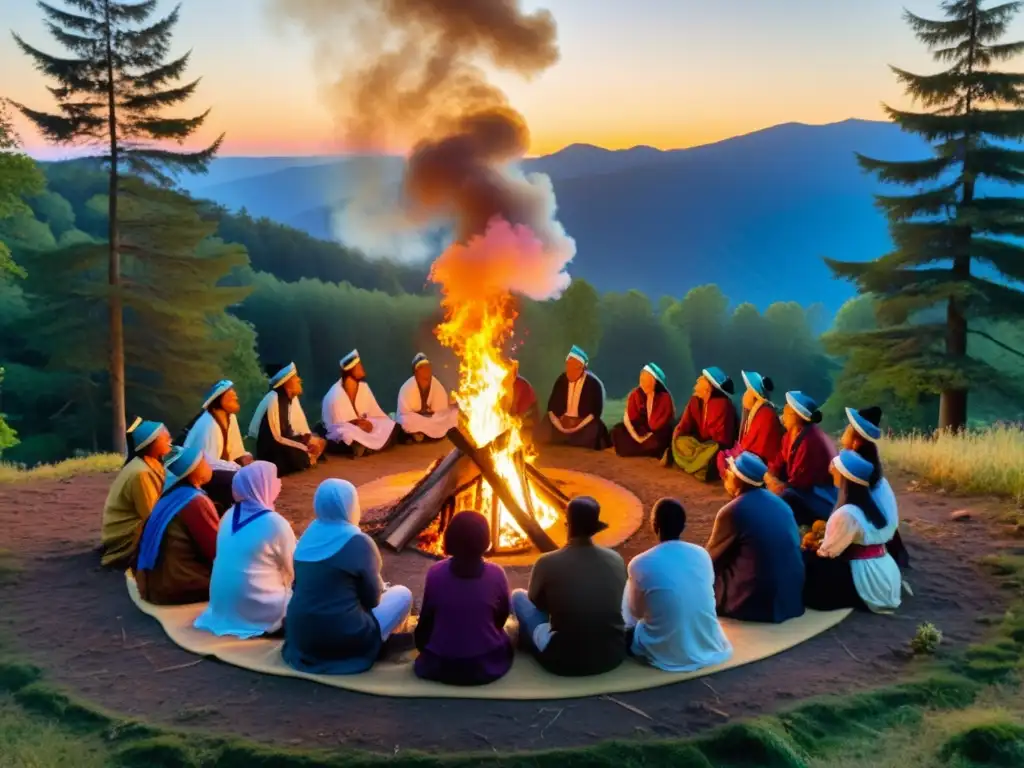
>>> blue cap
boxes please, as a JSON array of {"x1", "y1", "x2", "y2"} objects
[
  {"x1": 340, "y1": 350, "x2": 360, "y2": 371},
  {"x1": 412, "y1": 352, "x2": 430, "y2": 370},
  {"x1": 741, "y1": 370, "x2": 773, "y2": 399},
  {"x1": 163, "y1": 445, "x2": 204, "y2": 491},
  {"x1": 202, "y1": 379, "x2": 234, "y2": 410},
  {"x1": 785, "y1": 391, "x2": 820, "y2": 422},
  {"x1": 131, "y1": 420, "x2": 166, "y2": 453},
  {"x1": 832, "y1": 449, "x2": 873, "y2": 487},
  {"x1": 642, "y1": 362, "x2": 666, "y2": 387},
  {"x1": 845, "y1": 406, "x2": 882, "y2": 442},
  {"x1": 726, "y1": 451, "x2": 768, "y2": 487},
  {"x1": 567, "y1": 345, "x2": 589, "y2": 366},
  {"x1": 269, "y1": 363, "x2": 297, "y2": 389},
  {"x1": 702, "y1": 366, "x2": 735, "y2": 395}
]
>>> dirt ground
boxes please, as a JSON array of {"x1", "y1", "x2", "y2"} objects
[{"x1": 0, "y1": 443, "x2": 1014, "y2": 755}]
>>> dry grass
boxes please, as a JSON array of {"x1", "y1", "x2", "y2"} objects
[
  {"x1": 881, "y1": 426, "x2": 1024, "y2": 505},
  {"x1": 0, "y1": 454, "x2": 122, "y2": 485}
]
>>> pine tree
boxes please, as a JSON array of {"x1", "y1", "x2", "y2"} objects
[
  {"x1": 11, "y1": 1, "x2": 223, "y2": 451},
  {"x1": 826, "y1": 0, "x2": 1024, "y2": 430}
]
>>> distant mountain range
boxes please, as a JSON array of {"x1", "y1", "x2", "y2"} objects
[{"x1": 180, "y1": 119, "x2": 935, "y2": 312}]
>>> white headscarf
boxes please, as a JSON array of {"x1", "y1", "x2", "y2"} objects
[
  {"x1": 231, "y1": 461, "x2": 281, "y2": 526},
  {"x1": 293, "y1": 479, "x2": 364, "y2": 563}
]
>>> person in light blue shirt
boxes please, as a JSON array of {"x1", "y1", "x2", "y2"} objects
[{"x1": 623, "y1": 498, "x2": 733, "y2": 672}]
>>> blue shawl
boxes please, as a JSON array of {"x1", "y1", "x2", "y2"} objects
[{"x1": 136, "y1": 485, "x2": 204, "y2": 572}]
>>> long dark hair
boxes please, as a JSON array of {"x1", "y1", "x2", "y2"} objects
[
  {"x1": 836, "y1": 477, "x2": 887, "y2": 529},
  {"x1": 854, "y1": 441, "x2": 884, "y2": 487}
]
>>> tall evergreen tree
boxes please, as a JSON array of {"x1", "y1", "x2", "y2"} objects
[
  {"x1": 11, "y1": 1, "x2": 222, "y2": 451},
  {"x1": 826, "y1": 0, "x2": 1024, "y2": 430}
]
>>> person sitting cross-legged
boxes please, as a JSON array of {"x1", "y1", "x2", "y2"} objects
[
  {"x1": 534, "y1": 345, "x2": 611, "y2": 450},
  {"x1": 623, "y1": 498, "x2": 733, "y2": 672},
  {"x1": 511, "y1": 496, "x2": 627, "y2": 677},
  {"x1": 249, "y1": 363, "x2": 326, "y2": 476},
  {"x1": 396, "y1": 353, "x2": 460, "y2": 443},
  {"x1": 610, "y1": 363, "x2": 676, "y2": 459},
  {"x1": 706, "y1": 452, "x2": 805, "y2": 623},
  {"x1": 283, "y1": 479, "x2": 413, "y2": 675},
  {"x1": 715, "y1": 370, "x2": 784, "y2": 477},
  {"x1": 665, "y1": 366, "x2": 738, "y2": 481},
  {"x1": 414, "y1": 511, "x2": 514, "y2": 686},
  {"x1": 322, "y1": 349, "x2": 399, "y2": 457}
]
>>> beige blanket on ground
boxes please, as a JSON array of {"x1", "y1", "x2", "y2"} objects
[{"x1": 127, "y1": 573, "x2": 850, "y2": 700}]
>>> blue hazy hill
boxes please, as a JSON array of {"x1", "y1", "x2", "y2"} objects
[{"x1": 185, "y1": 119, "x2": 931, "y2": 312}]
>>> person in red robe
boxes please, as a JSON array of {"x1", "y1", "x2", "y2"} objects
[
  {"x1": 765, "y1": 391, "x2": 838, "y2": 526},
  {"x1": 715, "y1": 370, "x2": 784, "y2": 478},
  {"x1": 664, "y1": 366, "x2": 738, "y2": 481},
  {"x1": 611, "y1": 363, "x2": 676, "y2": 458},
  {"x1": 502, "y1": 361, "x2": 539, "y2": 442}
]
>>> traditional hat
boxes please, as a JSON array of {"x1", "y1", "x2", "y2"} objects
[
  {"x1": 566, "y1": 496, "x2": 608, "y2": 537},
  {"x1": 741, "y1": 370, "x2": 774, "y2": 399},
  {"x1": 412, "y1": 352, "x2": 430, "y2": 370},
  {"x1": 785, "y1": 391, "x2": 820, "y2": 422},
  {"x1": 163, "y1": 445, "x2": 203, "y2": 491},
  {"x1": 642, "y1": 362, "x2": 667, "y2": 387},
  {"x1": 702, "y1": 366, "x2": 735, "y2": 395},
  {"x1": 131, "y1": 420, "x2": 166, "y2": 453},
  {"x1": 832, "y1": 449, "x2": 873, "y2": 487},
  {"x1": 201, "y1": 379, "x2": 234, "y2": 410},
  {"x1": 268, "y1": 363, "x2": 297, "y2": 389},
  {"x1": 566, "y1": 345, "x2": 589, "y2": 366},
  {"x1": 726, "y1": 451, "x2": 768, "y2": 487},
  {"x1": 340, "y1": 350, "x2": 361, "y2": 371},
  {"x1": 845, "y1": 406, "x2": 883, "y2": 443}
]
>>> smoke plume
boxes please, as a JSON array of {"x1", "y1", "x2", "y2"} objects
[{"x1": 270, "y1": 0, "x2": 575, "y2": 298}]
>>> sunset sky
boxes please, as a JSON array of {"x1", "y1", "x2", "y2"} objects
[{"x1": 6, "y1": 0, "x2": 1024, "y2": 157}]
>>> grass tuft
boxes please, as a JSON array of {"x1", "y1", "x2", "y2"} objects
[
  {"x1": 112, "y1": 736, "x2": 199, "y2": 768},
  {"x1": 938, "y1": 719, "x2": 1024, "y2": 766},
  {"x1": 881, "y1": 426, "x2": 1024, "y2": 504},
  {"x1": 695, "y1": 721, "x2": 807, "y2": 768},
  {"x1": 13, "y1": 683, "x2": 117, "y2": 732},
  {"x1": 0, "y1": 660, "x2": 42, "y2": 693},
  {"x1": 0, "y1": 453, "x2": 122, "y2": 484}
]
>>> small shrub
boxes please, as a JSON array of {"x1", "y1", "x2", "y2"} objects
[{"x1": 911, "y1": 622, "x2": 944, "y2": 655}]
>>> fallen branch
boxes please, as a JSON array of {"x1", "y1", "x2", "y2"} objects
[
  {"x1": 836, "y1": 636, "x2": 863, "y2": 663},
  {"x1": 540, "y1": 708, "x2": 563, "y2": 737},
  {"x1": 154, "y1": 658, "x2": 204, "y2": 673},
  {"x1": 701, "y1": 679, "x2": 720, "y2": 700},
  {"x1": 600, "y1": 695, "x2": 652, "y2": 721}
]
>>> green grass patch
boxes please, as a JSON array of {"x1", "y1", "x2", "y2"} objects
[
  {"x1": 939, "y1": 718, "x2": 1024, "y2": 766},
  {"x1": 0, "y1": 453, "x2": 122, "y2": 484}
]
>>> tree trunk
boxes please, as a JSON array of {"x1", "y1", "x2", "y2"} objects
[
  {"x1": 939, "y1": 291, "x2": 969, "y2": 431},
  {"x1": 104, "y1": 1, "x2": 126, "y2": 454}
]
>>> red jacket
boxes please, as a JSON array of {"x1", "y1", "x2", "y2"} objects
[{"x1": 673, "y1": 394, "x2": 738, "y2": 447}]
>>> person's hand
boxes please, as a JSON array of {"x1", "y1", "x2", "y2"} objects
[
  {"x1": 561, "y1": 415, "x2": 580, "y2": 429},
  {"x1": 237, "y1": 453, "x2": 254, "y2": 467},
  {"x1": 357, "y1": 419, "x2": 373, "y2": 433}
]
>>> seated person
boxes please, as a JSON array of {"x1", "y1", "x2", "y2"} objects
[
  {"x1": 765, "y1": 391, "x2": 838, "y2": 526},
  {"x1": 842, "y1": 406, "x2": 909, "y2": 570},
  {"x1": 610, "y1": 363, "x2": 676, "y2": 458},
  {"x1": 101, "y1": 419, "x2": 172, "y2": 568},
  {"x1": 716, "y1": 370, "x2": 784, "y2": 477},
  {"x1": 134, "y1": 447, "x2": 220, "y2": 605},
  {"x1": 283, "y1": 479, "x2": 413, "y2": 675},
  {"x1": 666, "y1": 367, "x2": 738, "y2": 481},
  {"x1": 804, "y1": 450, "x2": 902, "y2": 613},
  {"x1": 181, "y1": 379, "x2": 254, "y2": 514},
  {"x1": 248, "y1": 362, "x2": 326, "y2": 476},
  {"x1": 511, "y1": 496, "x2": 627, "y2": 677},
  {"x1": 414, "y1": 511, "x2": 514, "y2": 686},
  {"x1": 624, "y1": 498, "x2": 733, "y2": 672},
  {"x1": 194, "y1": 461, "x2": 295, "y2": 639},
  {"x1": 706, "y1": 452, "x2": 805, "y2": 623},
  {"x1": 322, "y1": 349, "x2": 398, "y2": 457},
  {"x1": 502, "y1": 360, "x2": 539, "y2": 439},
  {"x1": 396, "y1": 353, "x2": 459, "y2": 442},
  {"x1": 534, "y1": 345, "x2": 611, "y2": 450}
]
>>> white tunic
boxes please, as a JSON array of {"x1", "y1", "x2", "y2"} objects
[
  {"x1": 194, "y1": 509, "x2": 296, "y2": 638},
  {"x1": 322, "y1": 380, "x2": 396, "y2": 450},
  {"x1": 396, "y1": 375, "x2": 459, "y2": 439},
  {"x1": 183, "y1": 411, "x2": 248, "y2": 472},
  {"x1": 247, "y1": 390, "x2": 312, "y2": 450},
  {"x1": 817, "y1": 485, "x2": 901, "y2": 613}
]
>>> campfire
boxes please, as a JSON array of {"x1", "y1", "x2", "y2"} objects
[{"x1": 375, "y1": 292, "x2": 567, "y2": 558}]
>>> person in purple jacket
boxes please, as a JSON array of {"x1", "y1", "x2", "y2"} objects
[{"x1": 414, "y1": 511, "x2": 514, "y2": 686}]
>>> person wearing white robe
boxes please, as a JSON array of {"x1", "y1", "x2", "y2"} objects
[
  {"x1": 181, "y1": 380, "x2": 253, "y2": 514},
  {"x1": 804, "y1": 450, "x2": 902, "y2": 614},
  {"x1": 249, "y1": 363, "x2": 325, "y2": 476},
  {"x1": 194, "y1": 461, "x2": 296, "y2": 638},
  {"x1": 396, "y1": 353, "x2": 459, "y2": 441},
  {"x1": 322, "y1": 349, "x2": 398, "y2": 456}
]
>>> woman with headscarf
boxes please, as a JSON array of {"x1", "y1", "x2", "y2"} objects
[
  {"x1": 715, "y1": 370, "x2": 784, "y2": 477},
  {"x1": 134, "y1": 446, "x2": 220, "y2": 605},
  {"x1": 283, "y1": 479, "x2": 413, "y2": 674},
  {"x1": 841, "y1": 406, "x2": 910, "y2": 570},
  {"x1": 194, "y1": 461, "x2": 296, "y2": 638},
  {"x1": 101, "y1": 418, "x2": 173, "y2": 568},
  {"x1": 803, "y1": 450, "x2": 902, "y2": 613},
  {"x1": 611, "y1": 363, "x2": 676, "y2": 458},
  {"x1": 666, "y1": 366, "x2": 738, "y2": 481},
  {"x1": 414, "y1": 511, "x2": 514, "y2": 686}
]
